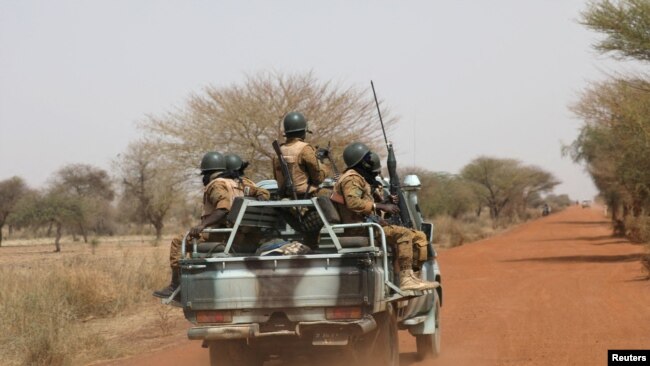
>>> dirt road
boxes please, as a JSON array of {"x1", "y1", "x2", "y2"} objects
[{"x1": 104, "y1": 207, "x2": 649, "y2": 366}]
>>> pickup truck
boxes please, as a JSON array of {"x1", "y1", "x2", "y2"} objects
[{"x1": 164, "y1": 175, "x2": 442, "y2": 366}]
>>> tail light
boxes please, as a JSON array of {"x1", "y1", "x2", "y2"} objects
[
  {"x1": 325, "y1": 307, "x2": 363, "y2": 320},
  {"x1": 196, "y1": 310, "x2": 233, "y2": 323}
]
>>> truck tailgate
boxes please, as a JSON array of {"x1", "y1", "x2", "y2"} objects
[{"x1": 181, "y1": 254, "x2": 377, "y2": 310}]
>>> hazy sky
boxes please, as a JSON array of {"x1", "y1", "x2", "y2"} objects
[{"x1": 0, "y1": 1, "x2": 636, "y2": 199}]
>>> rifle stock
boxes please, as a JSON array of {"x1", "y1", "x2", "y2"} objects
[{"x1": 272, "y1": 140, "x2": 298, "y2": 200}]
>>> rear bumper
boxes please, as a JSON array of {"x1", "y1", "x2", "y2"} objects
[{"x1": 187, "y1": 315, "x2": 377, "y2": 341}]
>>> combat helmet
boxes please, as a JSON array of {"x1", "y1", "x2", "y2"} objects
[
  {"x1": 283, "y1": 112, "x2": 308, "y2": 135},
  {"x1": 343, "y1": 142, "x2": 371, "y2": 168},
  {"x1": 369, "y1": 152, "x2": 381, "y2": 173},
  {"x1": 200, "y1": 151, "x2": 226, "y2": 173},
  {"x1": 224, "y1": 153, "x2": 244, "y2": 171}
]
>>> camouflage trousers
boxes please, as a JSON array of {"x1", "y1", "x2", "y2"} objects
[
  {"x1": 382, "y1": 225, "x2": 415, "y2": 270},
  {"x1": 411, "y1": 229, "x2": 428, "y2": 262},
  {"x1": 169, "y1": 236, "x2": 191, "y2": 270}
]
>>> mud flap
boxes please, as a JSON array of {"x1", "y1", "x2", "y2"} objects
[{"x1": 407, "y1": 300, "x2": 436, "y2": 335}]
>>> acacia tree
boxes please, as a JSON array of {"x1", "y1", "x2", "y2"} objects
[
  {"x1": 140, "y1": 71, "x2": 396, "y2": 181},
  {"x1": 567, "y1": 79, "x2": 650, "y2": 236},
  {"x1": 0, "y1": 176, "x2": 29, "y2": 246},
  {"x1": 49, "y1": 164, "x2": 115, "y2": 242},
  {"x1": 581, "y1": 0, "x2": 650, "y2": 61},
  {"x1": 115, "y1": 142, "x2": 182, "y2": 240},
  {"x1": 461, "y1": 157, "x2": 559, "y2": 220},
  {"x1": 9, "y1": 190, "x2": 84, "y2": 252},
  {"x1": 403, "y1": 168, "x2": 475, "y2": 219}
]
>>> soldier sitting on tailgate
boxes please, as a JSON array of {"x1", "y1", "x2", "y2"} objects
[
  {"x1": 368, "y1": 151, "x2": 431, "y2": 271},
  {"x1": 331, "y1": 142, "x2": 438, "y2": 291},
  {"x1": 153, "y1": 152, "x2": 269, "y2": 299}
]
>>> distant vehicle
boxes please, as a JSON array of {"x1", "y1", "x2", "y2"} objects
[
  {"x1": 542, "y1": 204, "x2": 550, "y2": 216},
  {"x1": 581, "y1": 200, "x2": 591, "y2": 208}
]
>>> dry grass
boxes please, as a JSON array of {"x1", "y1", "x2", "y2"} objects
[
  {"x1": 433, "y1": 214, "x2": 496, "y2": 248},
  {"x1": 0, "y1": 240, "x2": 174, "y2": 366}
]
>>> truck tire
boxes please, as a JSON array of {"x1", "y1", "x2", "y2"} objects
[
  {"x1": 416, "y1": 291, "x2": 441, "y2": 360},
  {"x1": 354, "y1": 304, "x2": 399, "y2": 366},
  {"x1": 208, "y1": 340, "x2": 263, "y2": 366}
]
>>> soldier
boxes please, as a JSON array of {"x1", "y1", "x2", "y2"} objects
[
  {"x1": 272, "y1": 112, "x2": 328, "y2": 198},
  {"x1": 332, "y1": 142, "x2": 438, "y2": 291},
  {"x1": 368, "y1": 151, "x2": 430, "y2": 266},
  {"x1": 153, "y1": 151, "x2": 269, "y2": 299}
]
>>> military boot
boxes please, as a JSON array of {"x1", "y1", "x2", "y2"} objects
[
  {"x1": 399, "y1": 270, "x2": 430, "y2": 291},
  {"x1": 410, "y1": 271, "x2": 440, "y2": 290},
  {"x1": 153, "y1": 268, "x2": 180, "y2": 299}
]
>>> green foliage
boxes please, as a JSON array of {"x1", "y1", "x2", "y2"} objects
[
  {"x1": 406, "y1": 169, "x2": 475, "y2": 218},
  {"x1": 0, "y1": 176, "x2": 30, "y2": 245},
  {"x1": 460, "y1": 157, "x2": 560, "y2": 220},
  {"x1": 545, "y1": 194, "x2": 573, "y2": 212},
  {"x1": 568, "y1": 79, "x2": 650, "y2": 225},
  {"x1": 581, "y1": 0, "x2": 650, "y2": 61}
]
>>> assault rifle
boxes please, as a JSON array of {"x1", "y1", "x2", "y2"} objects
[
  {"x1": 370, "y1": 81, "x2": 413, "y2": 228},
  {"x1": 272, "y1": 140, "x2": 298, "y2": 200}
]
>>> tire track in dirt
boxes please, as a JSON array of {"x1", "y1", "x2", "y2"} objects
[{"x1": 101, "y1": 207, "x2": 649, "y2": 366}]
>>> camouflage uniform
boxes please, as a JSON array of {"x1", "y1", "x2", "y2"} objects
[
  {"x1": 333, "y1": 169, "x2": 416, "y2": 271},
  {"x1": 272, "y1": 137, "x2": 328, "y2": 197},
  {"x1": 169, "y1": 173, "x2": 270, "y2": 270},
  {"x1": 371, "y1": 184, "x2": 429, "y2": 264}
]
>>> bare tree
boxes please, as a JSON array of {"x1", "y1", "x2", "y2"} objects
[
  {"x1": 115, "y1": 142, "x2": 182, "y2": 240},
  {"x1": 140, "y1": 71, "x2": 396, "y2": 181},
  {"x1": 0, "y1": 176, "x2": 29, "y2": 246}
]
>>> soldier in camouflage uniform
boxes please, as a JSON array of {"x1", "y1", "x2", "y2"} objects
[
  {"x1": 333, "y1": 143, "x2": 437, "y2": 291},
  {"x1": 368, "y1": 152, "x2": 430, "y2": 267},
  {"x1": 153, "y1": 152, "x2": 269, "y2": 299},
  {"x1": 272, "y1": 112, "x2": 331, "y2": 247},
  {"x1": 272, "y1": 112, "x2": 329, "y2": 198}
]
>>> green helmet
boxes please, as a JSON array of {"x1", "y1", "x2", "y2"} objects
[
  {"x1": 283, "y1": 112, "x2": 308, "y2": 135},
  {"x1": 343, "y1": 142, "x2": 371, "y2": 168},
  {"x1": 369, "y1": 152, "x2": 381, "y2": 173},
  {"x1": 200, "y1": 151, "x2": 226, "y2": 173},
  {"x1": 224, "y1": 153, "x2": 244, "y2": 171}
]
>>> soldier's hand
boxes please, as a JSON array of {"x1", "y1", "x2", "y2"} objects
[
  {"x1": 376, "y1": 203, "x2": 400, "y2": 215},
  {"x1": 189, "y1": 225, "x2": 205, "y2": 238}
]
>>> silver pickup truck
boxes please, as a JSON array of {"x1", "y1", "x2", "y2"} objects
[{"x1": 166, "y1": 175, "x2": 442, "y2": 366}]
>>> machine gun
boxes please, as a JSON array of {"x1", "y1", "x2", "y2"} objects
[
  {"x1": 371, "y1": 81, "x2": 413, "y2": 228},
  {"x1": 272, "y1": 140, "x2": 299, "y2": 200}
]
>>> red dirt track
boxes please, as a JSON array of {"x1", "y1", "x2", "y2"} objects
[{"x1": 104, "y1": 207, "x2": 650, "y2": 366}]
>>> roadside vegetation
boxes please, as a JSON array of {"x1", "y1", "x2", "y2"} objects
[
  {"x1": 0, "y1": 244, "x2": 169, "y2": 366},
  {"x1": 0, "y1": 71, "x2": 572, "y2": 365},
  {"x1": 568, "y1": 0, "x2": 650, "y2": 278}
]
